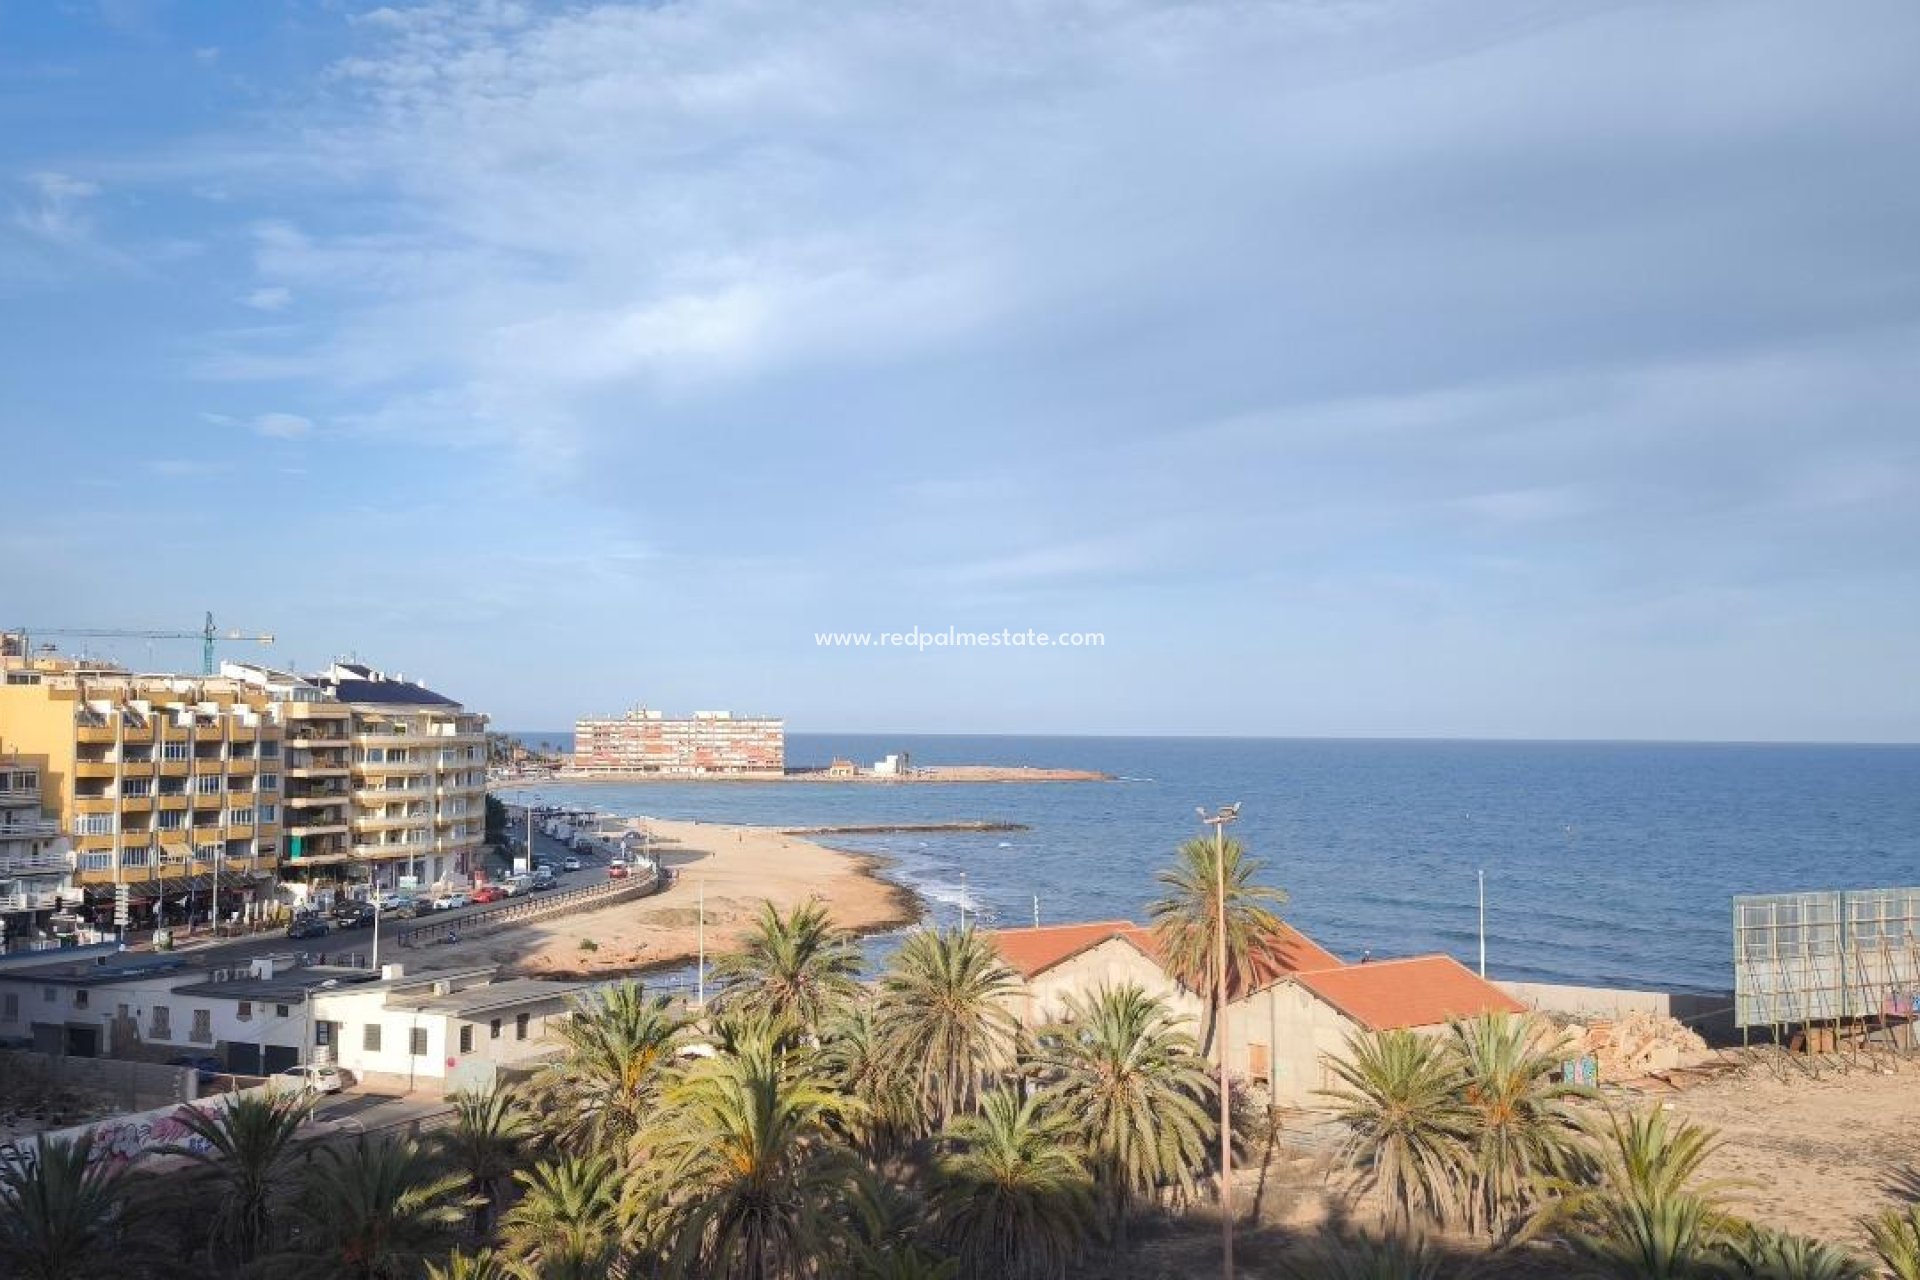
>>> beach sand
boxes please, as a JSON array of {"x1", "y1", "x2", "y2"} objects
[
  {"x1": 403, "y1": 818, "x2": 919, "y2": 982},
  {"x1": 1661, "y1": 1053, "x2": 1920, "y2": 1246}
]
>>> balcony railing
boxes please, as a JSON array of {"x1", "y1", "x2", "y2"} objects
[
  {"x1": 0, "y1": 849, "x2": 71, "y2": 875},
  {"x1": 0, "y1": 786, "x2": 42, "y2": 806},
  {"x1": 0, "y1": 889, "x2": 75, "y2": 912}
]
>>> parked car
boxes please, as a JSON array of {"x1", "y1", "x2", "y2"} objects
[
  {"x1": 375, "y1": 891, "x2": 410, "y2": 911},
  {"x1": 528, "y1": 876, "x2": 556, "y2": 892},
  {"x1": 167, "y1": 1054, "x2": 225, "y2": 1086},
  {"x1": 386, "y1": 897, "x2": 424, "y2": 919},
  {"x1": 471, "y1": 885, "x2": 505, "y2": 905},
  {"x1": 607, "y1": 861, "x2": 630, "y2": 880},
  {"x1": 500, "y1": 875, "x2": 531, "y2": 897},
  {"x1": 276, "y1": 1064, "x2": 344, "y2": 1094},
  {"x1": 287, "y1": 916, "x2": 330, "y2": 940},
  {"x1": 431, "y1": 891, "x2": 471, "y2": 911},
  {"x1": 562, "y1": 856, "x2": 582, "y2": 872},
  {"x1": 330, "y1": 902, "x2": 376, "y2": 929}
]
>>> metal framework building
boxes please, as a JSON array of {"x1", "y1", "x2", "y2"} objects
[{"x1": 1734, "y1": 887, "x2": 1920, "y2": 1054}]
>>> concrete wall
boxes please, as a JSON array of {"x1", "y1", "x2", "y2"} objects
[
  {"x1": 1220, "y1": 982, "x2": 1377, "y2": 1110},
  {"x1": 0, "y1": 1048, "x2": 197, "y2": 1113},
  {"x1": 2, "y1": 1083, "x2": 275, "y2": 1171},
  {"x1": 1497, "y1": 980, "x2": 1738, "y2": 1045}
]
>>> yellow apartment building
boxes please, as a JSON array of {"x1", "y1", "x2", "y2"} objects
[{"x1": 0, "y1": 649, "x2": 287, "y2": 930}]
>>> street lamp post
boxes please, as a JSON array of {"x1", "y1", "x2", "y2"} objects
[{"x1": 1198, "y1": 802, "x2": 1242, "y2": 1280}]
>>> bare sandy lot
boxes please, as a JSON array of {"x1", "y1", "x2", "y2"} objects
[{"x1": 403, "y1": 818, "x2": 919, "y2": 981}]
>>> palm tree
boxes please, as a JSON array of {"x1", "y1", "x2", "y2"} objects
[
  {"x1": 647, "y1": 1023, "x2": 863, "y2": 1278},
  {"x1": 1277, "y1": 1233, "x2": 1442, "y2": 1280},
  {"x1": 851, "y1": 1241, "x2": 962, "y2": 1279},
  {"x1": 537, "y1": 980, "x2": 682, "y2": 1148},
  {"x1": 820, "y1": 999, "x2": 923, "y2": 1162},
  {"x1": 1148, "y1": 834, "x2": 1289, "y2": 1056},
  {"x1": 929, "y1": 1088, "x2": 1094, "y2": 1280},
  {"x1": 499, "y1": 1153, "x2": 624, "y2": 1280},
  {"x1": 1718, "y1": 1227, "x2": 1870, "y2": 1279},
  {"x1": 0, "y1": 1133, "x2": 137, "y2": 1280},
  {"x1": 276, "y1": 1135, "x2": 468, "y2": 1279},
  {"x1": 158, "y1": 1090, "x2": 312, "y2": 1266},
  {"x1": 712, "y1": 899, "x2": 863, "y2": 1030},
  {"x1": 1866, "y1": 1204, "x2": 1920, "y2": 1280},
  {"x1": 877, "y1": 926, "x2": 1021, "y2": 1132},
  {"x1": 1032, "y1": 984, "x2": 1215, "y2": 1245},
  {"x1": 1319, "y1": 1027, "x2": 1472, "y2": 1231},
  {"x1": 426, "y1": 1250, "x2": 523, "y2": 1280},
  {"x1": 1535, "y1": 1107, "x2": 1737, "y2": 1280},
  {"x1": 1448, "y1": 1011, "x2": 1588, "y2": 1238},
  {"x1": 437, "y1": 1086, "x2": 533, "y2": 1240}
]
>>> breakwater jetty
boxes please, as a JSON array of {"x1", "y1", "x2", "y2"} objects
[{"x1": 778, "y1": 820, "x2": 1031, "y2": 836}]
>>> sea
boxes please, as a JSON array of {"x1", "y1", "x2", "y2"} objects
[{"x1": 496, "y1": 734, "x2": 1920, "y2": 995}]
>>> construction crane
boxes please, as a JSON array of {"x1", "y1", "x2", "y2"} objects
[{"x1": 15, "y1": 612, "x2": 275, "y2": 675}]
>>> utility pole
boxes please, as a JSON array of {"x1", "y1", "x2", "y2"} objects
[
  {"x1": 959, "y1": 870, "x2": 968, "y2": 929},
  {"x1": 696, "y1": 877, "x2": 706, "y2": 1010},
  {"x1": 1198, "y1": 802, "x2": 1242, "y2": 1280},
  {"x1": 1478, "y1": 868, "x2": 1487, "y2": 978}
]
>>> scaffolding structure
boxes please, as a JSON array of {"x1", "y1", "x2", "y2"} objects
[{"x1": 1734, "y1": 887, "x2": 1920, "y2": 1075}]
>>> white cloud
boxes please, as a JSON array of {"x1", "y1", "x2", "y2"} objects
[
  {"x1": 241, "y1": 286, "x2": 293, "y2": 311},
  {"x1": 252, "y1": 412, "x2": 313, "y2": 439},
  {"x1": 14, "y1": 171, "x2": 101, "y2": 245}
]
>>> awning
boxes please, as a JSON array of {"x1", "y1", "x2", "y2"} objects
[{"x1": 84, "y1": 870, "x2": 265, "y2": 901}]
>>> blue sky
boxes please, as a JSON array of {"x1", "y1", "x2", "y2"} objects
[{"x1": 4, "y1": 0, "x2": 1918, "y2": 740}]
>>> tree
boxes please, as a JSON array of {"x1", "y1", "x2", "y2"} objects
[
  {"x1": 712, "y1": 899, "x2": 863, "y2": 1030},
  {"x1": 645, "y1": 1024, "x2": 863, "y2": 1279},
  {"x1": 1148, "y1": 834, "x2": 1289, "y2": 1056},
  {"x1": 1319, "y1": 1027, "x2": 1472, "y2": 1231},
  {"x1": 1866, "y1": 1204, "x2": 1920, "y2": 1280},
  {"x1": 537, "y1": 980, "x2": 681, "y2": 1148},
  {"x1": 929, "y1": 1088, "x2": 1094, "y2": 1280},
  {"x1": 1719, "y1": 1227, "x2": 1870, "y2": 1279},
  {"x1": 436, "y1": 1086, "x2": 533, "y2": 1241},
  {"x1": 819, "y1": 999, "x2": 923, "y2": 1162},
  {"x1": 1276, "y1": 1232, "x2": 1443, "y2": 1280},
  {"x1": 0, "y1": 1133, "x2": 138, "y2": 1280},
  {"x1": 426, "y1": 1250, "x2": 523, "y2": 1280},
  {"x1": 158, "y1": 1090, "x2": 312, "y2": 1266},
  {"x1": 1031, "y1": 984, "x2": 1215, "y2": 1245},
  {"x1": 499, "y1": 1153, "x2": 624, "y2": 1280},
  {"x1": 877, "y1": 926, "x2": 1021, "y2": 1132},
  {"x1": 276, "y1": 1135, "x2": 467, "y2": 1280},
  {"x1": 1448, "y1": 1011, "x2": 1588, "y2": 1238}
]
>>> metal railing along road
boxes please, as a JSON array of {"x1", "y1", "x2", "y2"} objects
[{"x1": 394, "y1": 867, "x2": 663, "y2": 949}]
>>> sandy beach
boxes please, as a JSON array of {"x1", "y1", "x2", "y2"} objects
[{"x1": 404, "y1": 818, "x2": 919, "y2": 981}]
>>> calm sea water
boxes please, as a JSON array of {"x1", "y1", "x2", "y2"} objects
[{"x1": 497, "y1": 735, "x2": 1920, "y2": 994}]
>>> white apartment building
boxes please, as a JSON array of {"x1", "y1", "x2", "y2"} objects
[{"x1": 0, "y1": 759, "x2": 77, "y2": 944}]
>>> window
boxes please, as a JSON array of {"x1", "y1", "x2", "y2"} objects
[
  {"x1": 227, "y1": 807, "x2": 256, "y2": 826},
  {"x1": 162, "y1": 741, "x2": 190, "y2": 761},
  {"x1": 237, "y1": 1001, "x2": 252, "y2": 1022},
  {"x1": 1249, "y1": 1042, "x2": 1271, "y2": 1087},
  {"x1": 515, "y1": 1013, "x2": 529, "y2": 1042},
  {"x1": 1, "y1": 993, "x2": 16, "y2": 1021},
  {"x1": 42, "y1": 987, "x2": 56, "y2": 1004},
  {"x1": 258, "y1": 774, "x2": 280, "y2": 793},
  {"x1": 458, "y1": 1024, "x2": 473, "y2": 1055},
  {"x1": 490, "y1": 1018, "x2": 501, "y2": 1040},
  {"x1": 158, "y1": 810, "x2": 185, "y2": 831},
  {"x1": 364, "y1": 1024, "x2": 382, "y2": 1052},
  {"x1": 121, "y1": 777, "x2": 152, "y2": 797},
  {"x1": 121, "y1": 847, "x2": 151, "y2": 868},
  {"x1": 259, "y1": 804, "x2": 278, "y2": 824},
  {"x1": 275, "y1": 1004, "x2": 289, "y2": 1018},
  {"x1": 194, "y1": 845, "x2": 220, "y2": 863},
  {"x1": 74, "y1": 990, "x2": 88, "y2": 1010},
  {"x1": 410, "y1": 1027, "x2": 429, "y2": 1056},
  {"x1": 260, "y1": 741, "x2": 280, "y2": 758},
  {"x1": 76, "y1": 813, "x2": 115, "y2": 835},
  {"x1": 150, "y1": 1005, "x2": 171, "y2": 1038},
  {"x1": 195, "y1": 774, "x2": 223, "y2": 795},
  {"x1": 79, "y1": 852, "x2": 112, "y2": 871},
  {"x1": 190, "y1": 1009, "x2": 212, "y2": 1044}
]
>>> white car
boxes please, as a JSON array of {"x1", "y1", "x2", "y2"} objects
[
  {"x1": 277, "y1": 1064, "x2": 344, "y2": 1094},
  {"x1": 562, "y1": 856, "x2": 582, "y2": 871},
  {"x1": 432, "y1": 891, "x2": 470, "y2": 911},
  {"x1": 500, "y1": 875, "x2": 532, "y2": 897},
  {"x1": 375, "y1": 891, "x2": 408, "y2": 911}
]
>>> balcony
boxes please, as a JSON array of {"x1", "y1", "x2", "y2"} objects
[
  {"x1": 355, "y1": 757, "x2": 429, "y2": 775},
  {"x1": 0, "y1": 820, "x2": 61, "y2": 844},
  {"x1": 71, "y1": 794, "x2": 117, "y2": 814},
  {"x1": 158, "y1": 759, "x2": 190, "y2": 777},
  {"x1": 75, "y1": 722, "x2": 117, "y2": 744},
  {"x1": 227, "y1": 756, "x2": 257, "y2": 774},
  {"x1": 352, "y1": 812, "x2": 432, "y2": 833},
  {"x1": 0, "y1": 840, "x2": 64, "y2": 871},
  {"x1": 0, "y1": 785, "x2": 42, "y2": 806},
  {"x1": 229, "y1": 723, "x2": 259, "y2": 742},
  {"x1": 117, "y1": 793, "x2": 154, "y2": 811},
  {"x1": 0, "y1": 889, "x2": 75, "y2": 912},
  {"x1": 350, "y1": 842, "x2": 427, "y2": 860},
  {"x1": 287, "y1": 821, "x2": 350, "y2": 838},
  {"x1": 286, "y1": 764, "x2": 349, "y2": 780},
  {"x1": 72, "y1": 759, "x2": 118, "y2": 779}
]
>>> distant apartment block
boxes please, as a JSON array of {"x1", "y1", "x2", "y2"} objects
[
  {"x1": 0, "y1": 757, "x2": 77, "y2": 935},
  {"x1": 574, "y1": 708, "x2": 784, "y2": 776}
]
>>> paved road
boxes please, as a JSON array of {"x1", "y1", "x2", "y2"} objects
[{"x1": 132, "y1": 818, "x2": 626, "y2": 972}]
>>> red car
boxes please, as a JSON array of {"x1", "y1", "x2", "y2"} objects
[
  {"x1": 606, "y1": 862, "x2": 630, "y2": 879},
  {"x1": 470, "y1": 885, "x2": 506, "y2": 904}
]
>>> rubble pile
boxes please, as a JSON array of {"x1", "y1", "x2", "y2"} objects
[{"x1": 1569, "y1": 1010, "x2": 1711, "y2": 1079}]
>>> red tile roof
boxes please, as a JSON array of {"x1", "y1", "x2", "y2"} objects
[
  {"x1": 986, "y1": 921, "x2": 1154, "y2": 979},
  {"x1": 1290, "y1": 955, "x2": 1526, "y2": 1031},
  {"x1": 985, "y1": 919, "x2": 1343, "y2": 991}
]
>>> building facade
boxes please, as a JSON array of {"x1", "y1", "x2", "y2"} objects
[
  {"x1": 229, "y1": 662, "x2": 488, "y2": 896},
  {"x1": 0, "y1": 758, "x2": 76, "y2": 941},
  {"x1": 573, "y1": 707, "x2": 784, "y2": 776},
  {"x1": 0, "y1": 653, "x2": 287, "y2": 931}
]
